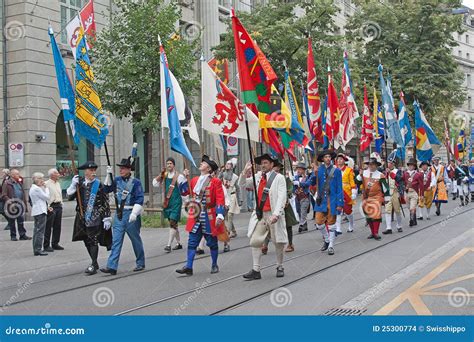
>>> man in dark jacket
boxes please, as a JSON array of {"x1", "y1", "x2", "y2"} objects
[{"x1": 1, "y1": 169, "x2": 31, "y2": 241}]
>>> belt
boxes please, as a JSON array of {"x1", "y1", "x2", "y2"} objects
[
  {"x1": 123, "y1": 206, "x2": 133, "y2": 210},
  {"x1": 50, "y1": 202, "x2": 62, "y2": 206},
  {"x1": 231, "y1": 191, "x2": 236, "y2": 195}
]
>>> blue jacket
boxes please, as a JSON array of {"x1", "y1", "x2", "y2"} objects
[
  {"x1": 293, "y1": 174, "x2": 312, "y2": 195},
  {"x1": 310, "y1": 164, "x2": 344, "y2": 215},
  {"x1": 104, "y1": 176, "x2": 144, "y2": 206}
]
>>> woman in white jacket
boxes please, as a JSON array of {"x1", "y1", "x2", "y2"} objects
[{"x1": 29, "y1": 172, "x2": 50, "y2": 256}]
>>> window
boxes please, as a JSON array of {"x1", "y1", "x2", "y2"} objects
[
  {"x1": 459, "y1": 50, "x2": 462, "y2": 57},
  {"x1": 467, "y1": 74, "x2": 471, "y2": 86},
  {"x1": 459, "y1": 33, "x2": 462, "y2": 41},
  {"x1": 466, "y1": 34, "x2": 470, "y2": 44},
  {"x1": 467, "y1": 52, "x2": 470, "y2": 60},
  {"x1": 60, "y1": 0, "x2": 85, "y2": 44},
  {"x1": 468, "y1": 96, "x2": 472, "y2": 110}
]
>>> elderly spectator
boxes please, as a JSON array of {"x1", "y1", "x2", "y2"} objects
[
  {"x1": 1, "y1": 169, "x2": 31, "y2": 241},
  {"x1": 1, "y1": 168, "x2": 11, "y2": 230},
  {"x1": 29, "y1": 172, "x2": 50, "y2": 256},
  {"x1": 44, "y1": 168, "x2": 64, "y2": 251}
]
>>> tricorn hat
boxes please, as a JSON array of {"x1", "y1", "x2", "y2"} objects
[
  {"x1": 336, "y1": 153, "x2": 348, "y2": 162},
  {"x1": 116, "y1": 157, "x2": 135, "y2": 171},
  {"x1": 255, "y1": 153, "x2": 278, "y2": 165},
  {"x1": 78, "y1": 161, "x2": 98, "y2": 170},
  {"x1": 202, "y1": 155, "x2": 219, "y2": 172},
  {"x1": 317, "y1": 149, "x2": 337, "y2": 162},
  {"x1": 368, "y1": 157, "x2": 382, "y2": 167},
  {"x1": 407, "y1": 158, "x2": 418, "y2": 167},
  {"x1": 419, "y1": 160, "x2": 431, "y2": 168}
]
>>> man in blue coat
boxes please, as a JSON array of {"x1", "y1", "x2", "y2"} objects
[
  {"x1": 310, "y1": 150, "x2": 344, "y2": 255},
  {"x1": 100, "y1": 156, "x2": 145, "y2": 275}
]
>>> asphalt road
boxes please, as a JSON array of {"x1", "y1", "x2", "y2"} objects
[{"x1": 0, "y1": 199, "x2": 472, "y2": 316}]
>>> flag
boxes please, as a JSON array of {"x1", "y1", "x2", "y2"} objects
[
  {"x1": 337, "y1": 51, "x2": 359, "y2": 149},
  {"x1": 283, "y1": 70, "x2": 307, "y2": 145},
  {"x1": 456, "y1": 116, "x2": 467, "y2": 160},
  {"x1": 49, "y1": 26, "x2": 78, "y2": 144},
  {"x1": 208, "y1": 57, "x2": 230, "y2": 85},
  {"x1": 301, "y1": 84, "x2": 316, "y2": 154},
  {"x1": 444, "y1": 120, "x2": 452, "y2": 159},
  {"x1": 326, "y1": 67, "x2": 340, "y2": 143},
  {"x1": 360, "y1": 83, "x2": 373, "y2": 152},
  {"x1": 79, "y1": 0, "x2": 96, "y2": 44},
  {"x1": 201, "y1": 61, "x2": 259, "y2": 141},
  {"x1": 378, "y1": 64, "x2": 404, "y2": 147},
  {"x1": 414, "y1": 100, "x2": 441, "y2": 162},
  {"x1": 66, "y1": 15, "x2": 82, "y2": 59},
  {"x1": 321, "y1": 97, "x2": 329, "y2": 149},
  {"x1": 398, "y1": 91, "x2": 412, "y2": 159},
  {"x1": 374, "y1": 89, "x2": 384, "y2": 154},
  {"x1": 74, "y1": 28, "x2": 108, "y2": 148},
  {"x1": 231, "y1": 11, "x2": 277, "y2": 111},
  {"x1": 307, "y1": 37, "x2": 323, "y2": 143},
  {"x1": 159, "y1": 42, "x2": 196, "y2": 167},
  {"x1": 161, "y1": 56, "x2": 200, "y2": 147}
]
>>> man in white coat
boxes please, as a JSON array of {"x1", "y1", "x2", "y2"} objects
[{"x1": 239, "y1": 154, "x2": 287, "y2": 280}]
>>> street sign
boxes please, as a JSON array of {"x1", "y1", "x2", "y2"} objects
[{"x1": 8, "y1": 143, "x2": 24, "y2": 167}]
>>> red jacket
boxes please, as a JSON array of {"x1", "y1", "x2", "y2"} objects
[
  {"x1": 185, "y1": 176, "x2": 225, "y2": 237},
  {"x1": 403, "y1": 170, "x2": 423, "y2": 194}
]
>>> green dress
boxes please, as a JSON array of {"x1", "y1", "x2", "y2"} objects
[
  {"x1": 285, "y1": 176, "x2": 299, "y2": 227},
  {"x1": 163, "y1": 176, "x2": 183, "y2": 222}
]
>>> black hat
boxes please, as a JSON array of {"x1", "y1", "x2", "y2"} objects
[
  {"x1": 419, "y1": 161, "x2": 431, "y2": 168},
  {"x1": 78, "y1": 161, "x2": 98, "y2": 170},
  {"x1": 368, "y1": 157, "x2": 382, "y2": 167},
  {"x1": 254, "y1": 153, "x2": 278, "y2": 165},
  {"x1": 166, "y1": 157, "x2": 175, "y2": 165},
  {"x1": 317, "y1": 149, "x2": 337, "y2": 162},
  {"x1": 117, "y1": 157, "x2": 135, "y2": 171},
  {"x1": 407, "y1": 158, "x2": 418, "y2": 167},
  {"x1": 273, "y1": 159, "x2": 283, "y2": 168},
  {"x1": 295, "y1": 162, "x2": 307, "y2": 169},
  {"x1": 202, "y1": 155, "x2": 218, "y2": 172}
]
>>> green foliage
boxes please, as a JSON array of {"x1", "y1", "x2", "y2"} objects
[
  {"x1": 346, "y1": 0, "x2": 466, "y2": 133},
  {"x1": 92, "y1": 0, "x2": 200, "y2": 132}
]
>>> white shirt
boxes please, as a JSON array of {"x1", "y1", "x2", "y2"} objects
[
  {"x1": 45, "y1": 179, "x2": 62, "y2": 205},
  {"x1": 152, "y1": 171, "x2": 186, "y2": 188},
  {"x1": 29, "y1": 184, "x2": 50, "y2": 216}
]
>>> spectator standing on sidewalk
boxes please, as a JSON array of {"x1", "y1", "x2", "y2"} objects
[
  {"x1": 29, "y1": 172, "x2": 50, "y2": 256},
  {"x1": 44, "y1": 168, "x2": 65, "y2": 251}
]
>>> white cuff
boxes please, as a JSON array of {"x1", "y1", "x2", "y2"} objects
[
  {"x1": 66, "y1": 185, "x2": 76, "y2": 196},
  {"x1": 131, "y1": 204, "x2": 143, "y2": 216},
  {"x1": 152, "y1": 178, "x2": 161, "y2": 188},
  {"x1": 217, "y1": 214, "x2": 224, "y2": 221}
]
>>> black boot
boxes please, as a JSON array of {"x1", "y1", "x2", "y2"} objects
[
  {"x1": 435, "y1": 203, "x2": 441, "y2": 216},
  {"x1": 320, "y1": 241, "x2": 329, "y2": 251},
  {"x1": 460, "y1": 196, "x2": 464, "y2": 206}
]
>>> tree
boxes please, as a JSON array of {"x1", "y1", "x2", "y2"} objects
[
  {"x1": 346, "y1": 0, "x2": 466, "y2": 134},
  {"x1": 93, "y1": 0, "x2": 200, "y2": 132},
  {"x1": 212, "y1": 0, "x2": 344, "y2": 96}
]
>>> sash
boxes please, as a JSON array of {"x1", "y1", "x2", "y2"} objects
[
  {"x1": 85, "y1": 179, "x2": 100, "y2": 224},
  {"x1": 117, "y1": 177, "x2": 135, "y2": 220}
]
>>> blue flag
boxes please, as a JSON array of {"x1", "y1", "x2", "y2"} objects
[
  {"x1": 160, "y1": 44, "x2": 196, "y2": 167},
  {"x1": 321, "y1": 97, "x2": 329, "y2": 149},
  {"x1": 414, "y1": 101, "x2": 441, "y2": 162},
  {"x1": 74, "y1": 28, "x2": 109, "y2": 148},
  {"x1": 378, "y1": 65, "x2": 404, "y2": 147},
  {"x1": 397, "y1": 93, "x2": 412, "y2": 160},
  {"x1": 49, "y1": 27, "x2": 78, "y2": 144},
  {"x1": 283, "y1": 70, "x2": 306, "y2": 144},
  {"x1": 301, "y1": 85, "x2": 315, "y2": 155}
]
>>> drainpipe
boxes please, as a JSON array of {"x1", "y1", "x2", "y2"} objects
[{"x1": 2, "y1": 0, "x2": 9, "y2": 167}]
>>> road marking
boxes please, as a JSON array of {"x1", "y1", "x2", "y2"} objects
[
  {"x1": 340, "y1": 229, "x2": 473, "y2": 311},
  {"x1": 375, "y1": 247, "x2": 473, "y2": 315}
]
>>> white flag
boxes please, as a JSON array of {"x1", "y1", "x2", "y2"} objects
[
  {"x1": 66, "y1": 15, "x2": 82, "y2": 59},
  {"x1": 201, "y1": 61, "x2": 259, "y2": 141},
  {"x1": 160, "y1": 59, "x2": 200, "y2": 146}
]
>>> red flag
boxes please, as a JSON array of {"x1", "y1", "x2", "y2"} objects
[
  {"x1": 326, "y1": 68, "x2": 340, "y2": 142},
  {"x1": 232, "y1": 10, "x2": 277, "y2": 110},
  {"x1": 307, "y1": 37, "x2": 323, "y2": 143},
  {"x1": 360, "y1": 83, "x2": 374, "y2": 152},
  {"x1": 80, "y1": 0, "x2": 96, "y2": 43}
]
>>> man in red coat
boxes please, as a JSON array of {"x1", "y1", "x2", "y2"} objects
[{"x1": 176, "y1": 155, "x2": 225, "y2": 276}]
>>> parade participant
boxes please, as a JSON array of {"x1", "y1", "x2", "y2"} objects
[
  {"x1": 447, "y1": 159, "x2": 458, "y2": 200},
  {"x1": 403, "y1": 158, "x2": 423, "y2": 226},
  {"x1": 335, "y1": 153, "x2": 357, "y2": 234},
  {"x1": 470, "y1": 158, "x2": 474, "y2": 201},
  {"x1": 220, "y1": 158, "x2": 242, "y2": 240},
  {"x1": 418, "y1": 161, "x2": 436, "y2": 221},
  {"x1": 310, "y1": 150, "x2": 343, "y2": 255},
  {"x1": 293, "y1": 162, "x2": 311, "y2": 233},
  {"x1": 431, "y1": 156, "x2": 449, "y2": 215},
  {"x1": 67, "y1": 161, "x2": 111, "y2": 275},
  {"x1": 176, "y1": 155, "x2": 225, "y2": 276},
  {"x1": 382, "y1": 151, "x2": 405, "y2": 234},
  {"x1": 100, "y1": 156, "x2": 145, "y2": 275},
  {"x1": 29, "y1": 172, "x2": 50, "y2": 256},
  {"x1": 44, "y1": 168, "x2": 64, "y2": 251},
  {"x1": 357, "y1": 155, "x2": 389, "y2": 241},
  {"x1": 240, "y1": 154, "x2": 287, "y2": 280},
  {"x1": 153, "y1": 157, "x2": 188, "y2": 253},
  {"x1": 455, "y1": 160, "x2": 470, "y2": 206}
]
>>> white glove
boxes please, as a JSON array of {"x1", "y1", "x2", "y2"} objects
[
  {"x1": 351, "y1": 189, "x2": 358, "y2": 200},
  {"x1": 71, "y1": 175, "x2": 80, "y2": 186},
  {"x1": 356, "y1": 174, "x2": 362, "y2": 182},
  {"x1": 463, "y1": 176, "x2": 469, "y2": 183},
  {"x1": 106, "y1": 165, "x2": 113, "y2": 174},
  {"x1": 293, "y1": 180, "x2": 300, "y2": 186},
  {"x1": 129, "y1": 204, "x2": 143, "y2": 223},
  {"x1": 103, "y1": 217, "x2": 112, "y2": 230}
]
